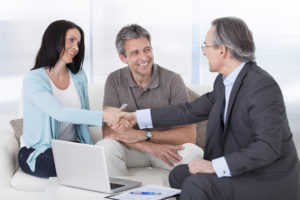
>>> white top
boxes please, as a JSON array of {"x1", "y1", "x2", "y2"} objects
[{"x1": 49, "y1": 72, "x2": 82, "y2": 141}]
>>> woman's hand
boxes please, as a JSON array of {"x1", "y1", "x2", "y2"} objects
[
  {"x1": 104, "y1": 110, "x2": 137, "y2": 132},
  {"x1": 103, "y1": 107, "x2": 121, "y2": 124}
]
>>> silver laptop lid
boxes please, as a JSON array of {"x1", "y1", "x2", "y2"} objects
[{"x1": 51, "y1": 140, "x2": 112, "y2": 193}]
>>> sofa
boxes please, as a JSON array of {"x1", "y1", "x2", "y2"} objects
[{"x1": 0, "y1": 84, "x2": 212, "y2": 200}]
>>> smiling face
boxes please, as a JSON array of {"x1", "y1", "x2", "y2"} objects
[
  {"x1": 61, "y1": 28, "x2": 81, "y2": 64},
  {"x1": 119, "y1": 37, "x2": 154, "y2": 78}
]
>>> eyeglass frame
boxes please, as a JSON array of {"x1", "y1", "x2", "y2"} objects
[{"x1": 201, "y1": 43, "x2": 218, "y2": 51}]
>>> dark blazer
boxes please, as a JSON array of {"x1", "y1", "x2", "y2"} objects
[{"x1": 150, "y1": 62, "x2": 300, "y2": 199}]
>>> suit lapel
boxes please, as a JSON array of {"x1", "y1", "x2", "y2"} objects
[{"x1": 223, "y1": 62, "x2": 252, "y2": 135}]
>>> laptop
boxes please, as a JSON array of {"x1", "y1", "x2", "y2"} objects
[{"x1": 51, "y1": 140, "x2": 141, "y2": 193}]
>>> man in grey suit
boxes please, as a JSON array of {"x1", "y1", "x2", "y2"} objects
[{"x1": 117, "y1": 17, "x2": 300, "y2": 200}]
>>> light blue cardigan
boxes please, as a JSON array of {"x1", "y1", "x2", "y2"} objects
[{"x1": 22, "y1": 68, "x2": 103, "y2": 172}]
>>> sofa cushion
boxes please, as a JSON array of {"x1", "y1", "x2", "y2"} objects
[
  {"x1": 0, "y1": 131, "x2": 20, "y2": 189},
  {"x1": 186, "y1": 87, "x2": 207, "y2": 149},
  {"x1": 8, "y1": 118, "x2": 104, "y2": 145},
  {"x1": 9, "y1": 118, "x2": 23, "y2": 143},
  {"x1": 11, "y1": 168, "x2": 48, "y2": 192}
]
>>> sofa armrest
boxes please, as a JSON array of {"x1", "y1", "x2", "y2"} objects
[{"x1": 0, "y1": 129, "x2": 19, "y2": 189}]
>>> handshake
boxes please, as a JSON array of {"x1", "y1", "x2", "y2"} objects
[{"x1": 102, "y1": 106, "x2": 137, "y2": 132}]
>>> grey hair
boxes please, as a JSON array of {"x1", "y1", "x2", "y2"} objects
[
  {"x1": 212, "y1": 17, "x2": 255, "y2": 62},
  {"x1": 115, "y1": 24, "x2": 151, "y2": 57}
]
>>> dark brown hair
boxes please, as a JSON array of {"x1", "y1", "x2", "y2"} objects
[{"x1": 32, "y1": 20, "x2": 85, "y2": 74}]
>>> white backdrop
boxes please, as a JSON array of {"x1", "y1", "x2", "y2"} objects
[{"x1": 0, "y1": 0, "x2": 299, "y2": 132}]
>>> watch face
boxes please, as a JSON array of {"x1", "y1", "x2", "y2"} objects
[
  {"x1": 146, "y1": 131, "x2": 151, "y2": 137},
  {"x1": 146, "y1": 131, "x2": 152, "y2": 141}
]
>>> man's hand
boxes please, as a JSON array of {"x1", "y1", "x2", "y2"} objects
[
  {"x1": 147, "y1": 143, "x2": 184, "y2": 167},
  {"x1": 107, "y1": 118, "x2": 131, "y2": 133},
  {"x1": 105, "y1": 128, "x2": 145, "y2": 143},
  {"x1": 117, "y1": 111, "x2": 137, "y2": 127},
  {"x1": 188, "y1": 158, "x2": 215, "y2": 174}
]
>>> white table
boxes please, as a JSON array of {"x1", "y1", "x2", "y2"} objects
[{"x1": 44, "y1": 176, "x2": 165, "y2": 200}]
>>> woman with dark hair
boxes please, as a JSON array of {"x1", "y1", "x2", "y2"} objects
[{"x1": 19, "y1": 20, "x2": 120, "y2": 178}]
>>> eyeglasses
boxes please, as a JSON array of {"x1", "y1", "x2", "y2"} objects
[{"x1": 201, "y1": 44, "x2": 216, "y2": 51}]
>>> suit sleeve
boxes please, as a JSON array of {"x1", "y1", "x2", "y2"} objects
[
  {"x1": 151, "y1": 90, "x2": 215, "y2": 128},
  {"x1": 150, "y1": 75, "x2": 226, "y2": 128},
  {"x1": 225, "y1": 77, "x2": 285, "y2": 176}
]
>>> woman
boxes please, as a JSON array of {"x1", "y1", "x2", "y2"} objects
[{"x1": 18, "y1": 20, "x2": 120, "y2": 178}]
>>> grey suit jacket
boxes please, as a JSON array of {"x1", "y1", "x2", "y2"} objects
[{"x1": 150, "y1": 62, "x2": 300, "y2": 199}]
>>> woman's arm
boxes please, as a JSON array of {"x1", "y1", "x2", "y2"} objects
[{"x1": 23, "y1": 72, "x2": 102, "y2": 126}]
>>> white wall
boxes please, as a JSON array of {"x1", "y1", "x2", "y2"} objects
[
  {"x1": 0, "y1": 0, "x2": 299, "y2": 133},
  {"x1": 92, "y1": 0, "x2": 193, "y2": 84},
  {"x1": 0, "y1": 0, "x2": 91, "y2": 115}
]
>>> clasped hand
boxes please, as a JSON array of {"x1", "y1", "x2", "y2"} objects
[
  {"x1": 106, "y1": 112, "x2": 142, "y2": 143},
  {"x1": 104, "y1": 110, "x2": 185, "y2": 166},
  {"x1": 103, "y1": 109, "x2": 137, "y2": 133}
]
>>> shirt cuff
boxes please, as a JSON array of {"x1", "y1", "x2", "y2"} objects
[
  {"x1": 136, "y1": 109, "x2": 153, "y2": 129},
  {"x1": 212, "y1": 157, "x2": 231, "y2": 178}
]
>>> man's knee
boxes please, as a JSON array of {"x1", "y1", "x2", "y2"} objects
[
  {"x1": 182, "y1": 174, "x2": 208, "y2": 189},
  {"x1": 180, "y1": 174, "x2": 210, "y2": 200},
  {"x1": 96, "y1": 138, "x2": 129, "y2": 176},
  {"x1": 96, "y1": 138, "x2": 119, "y2": 148},
  {"x1": 181, "y1": 174, "x2": 232, "y2": 200},
  {"x1": 95, "y1": 138, "x2": 123, "y2": 156},
  {"x1": 169, "y1": 164, "x2": 190, "y2": 189},
  {"x1": 178, "y1": 143, "x2": 204, "y2": 164}
]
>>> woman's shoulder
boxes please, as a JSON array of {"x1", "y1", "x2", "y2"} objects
[
  {"x1": 25, "y1": 67, "x2": 45, "y2": 76},
  {"x1": 22, "y1": 68, "x2": 52, "y2": 93},
  {"x1": 23, "y1": 68, "x2": 48, "y2": 83}
]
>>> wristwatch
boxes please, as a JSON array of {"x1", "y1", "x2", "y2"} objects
[{"x1": 145, "y1": 130, "x2": 152, "y2": 141}]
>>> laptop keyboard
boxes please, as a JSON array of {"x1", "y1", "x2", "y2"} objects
[{"x1": 110, "y1": 182, "x2": 124, "y2": 189}]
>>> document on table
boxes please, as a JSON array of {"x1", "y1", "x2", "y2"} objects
[{"x1": 105, "y1": 184, "x2": 181, "y2": 200}]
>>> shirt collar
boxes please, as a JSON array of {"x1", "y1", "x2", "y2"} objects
[
  {"x1": 126, "y1": 64, "x2": 159, "y2": 90},
  {"x1": 223, "y1": 62, "x2": 246, "y2": 86}
]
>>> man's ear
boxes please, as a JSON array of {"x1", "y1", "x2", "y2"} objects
[
  {"x1": 219, "y1": 45, "x2": 227, "y2": 58},
  {"x1": 119, "y1": 54, "x2": 128, "y2": 64}
]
